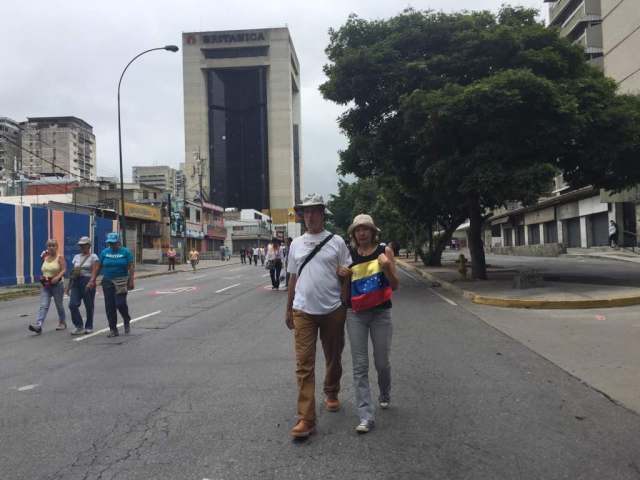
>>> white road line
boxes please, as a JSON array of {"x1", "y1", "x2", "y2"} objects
[
  {"x1": 129, "y1": 288, "x2": 144, "y2": 293},
  {"x1": 74, "y1": 310, "x2": 162, "y2": 342},
  {"x1": 215, "y1": 283, "x2": 241, "y2": 294},
  {"x1": 428, "y1": 288, "x2": 458, "y2": 306},
  {"x1": 17, "y1": 384, "x2": 39, "y2": 392}
]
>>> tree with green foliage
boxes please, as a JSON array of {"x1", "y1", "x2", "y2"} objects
[{"x1": 321, "y1": 6, "x2": 640, "y2": 279}]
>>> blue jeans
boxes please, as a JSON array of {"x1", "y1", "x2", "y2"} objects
[
  {"x1": 36, "y1": 282, "x2": 65, "y2": 327},
  {"x1": 69, "y1": 276, "x2": 96, "y2": 330},
  {"x1": 101, "y1": 279, "x2": 131, "y2": 332},
  {"x1": 346, "y1": 307, "x2": 393, "y2": 423}
]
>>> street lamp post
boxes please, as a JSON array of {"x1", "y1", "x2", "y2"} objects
[{"x1": 117, "y1": 45, "x2": 179, "y2": 247}]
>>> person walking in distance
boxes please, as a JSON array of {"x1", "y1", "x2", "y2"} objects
[
  {"x1": 286, "y1": 194, "x2": 352, "y2": 438},
  {"x1": 67, "y1": 236, "x2": 100, "y2": 335},
  {"x1": 266, "y1": 238, "x2": 284, "y2": 289},
  {"x1": 340, "y1": 214, "x2": 399, "y2": 434},
  {"x1": 252, "y1": 246, "x2": 259, "y2": 266},
  {"x1": 609, "y1": 220, "x2": 619, "y2": 248},
  {"x1": 259, "y1": 246, "x2": 266, "y2": 266},
  {"x1": 189, "y1": 248, "x2": 200, "y2": 271},
  {"x1": 29, "y1": 239, "x2": 67, "y2": 334},
  {"x1": 240, "y1": 247, "x2": 246, "y2": 264},
  {"x1": 92, "y1": 233, "x2": 134, "y2": 337},
  {"x1": 247, "y1": 247, "x2": 253, "y2": 265},
  {"x1": 167, "y1": 245, "x2": 177, "y2": 271}
]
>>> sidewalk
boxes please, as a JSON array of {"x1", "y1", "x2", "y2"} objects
[
  {"x1": 0, "y1": 258, "x2": 241, "y2": 302},
  {"x1": 398, "y1": 253, "x2": 640, "y2": 309}
]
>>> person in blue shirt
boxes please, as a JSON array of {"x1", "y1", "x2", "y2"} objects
[{"x1": 90, "y1": 232, "x2": 135, "y2": 337}]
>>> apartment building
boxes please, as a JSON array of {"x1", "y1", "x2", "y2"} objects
[{"x1": 20, "y1": 116, "x2": 96, "y2": 180}]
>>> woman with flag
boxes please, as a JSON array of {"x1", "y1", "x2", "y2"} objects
[{"x1": 338, "y1": 214, "x2": 399, "y2": 434}]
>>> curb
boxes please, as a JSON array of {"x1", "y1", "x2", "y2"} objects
[
  {"x1": 0, "y1": 260, "x2": 242, "y2": 302},
  {"x1": 397, "y1": 259, "x2": 640, "y2": 309}
]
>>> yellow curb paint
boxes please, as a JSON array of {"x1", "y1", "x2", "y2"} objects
[{"x1": 471, "y1": 294, "x2": 640, "y2": 309}]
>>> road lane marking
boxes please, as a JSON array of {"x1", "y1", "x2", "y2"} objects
[
  {"x1": 17, "y1": 384, "x2": 39, "y2": 392},
  {"x1": 74, "y1": 310, "x2": 162, "y2": 341},
  {"x1": 129, "y1": 288, "x2": 144, "y2": 293},
  {"x1": 154, "y1": 286, "x2": 197, "y2": 295},
  {"x1": 215, "y1": 283, "x2": 241, "y2": 293},
  {"x1": 428, "y1": 288, "x2": 458, "y2": 306}
]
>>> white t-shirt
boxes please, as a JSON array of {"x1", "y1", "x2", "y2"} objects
[
  {"x1": 71, "y1": 253, "x2": 99, "y2": 277},
  {"x1": 287, "y1": 230, "x2": 352, "y2": 315},
  {"x1": 253, "y1": 248, "x2": 260, "y2": 256}
]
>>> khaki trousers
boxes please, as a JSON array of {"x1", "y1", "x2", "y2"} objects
[{"x1": 293, "y1": 306, "x2": 346, "y2": 423}]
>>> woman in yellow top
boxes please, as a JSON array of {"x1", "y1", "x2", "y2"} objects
[{"x1": 29, "y1": 239, "x2": 67, "y2": 334}]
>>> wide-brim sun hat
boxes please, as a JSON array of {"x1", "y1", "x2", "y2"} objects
[
  {"x1": 106, "y1": 232, "x2": 120, "y2": 244},
  {"x1": 295, "y1": 193, "x2": 326, "y2": 211},
  {"x1": 348, "y1": 214, "x2": 381, "y2": 236},
  {"x1": 77, "y1": 236, "x2": 91, "y2": 245}
]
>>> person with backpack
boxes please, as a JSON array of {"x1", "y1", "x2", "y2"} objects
[
  {"x1": 67, "y1": 236, "x2": 100, "y2": 335},
  {"x1": 285, "y1": 194, "x2": 352, "y2": 439},
  {"x1": 339, "y1": 214, "x2": 399, "y2": 434},
  {"x1": 29, "y1": 239, "x2": 67, "y2": 334}
]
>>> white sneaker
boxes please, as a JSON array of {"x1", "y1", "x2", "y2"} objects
[
  {"x1": 379, "y1": 401, "x2": 390, "y2": 409},
  {"x1": 355, "y1": 420, "x2": 374, "y2": 434}
]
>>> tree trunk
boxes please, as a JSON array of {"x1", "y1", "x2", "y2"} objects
[
  {"x1": 467, "y1": 195, "x2": 487, "y2": 280},
  {"x1": 421, "y1": 219, "x2": 463, "y2": 267}
]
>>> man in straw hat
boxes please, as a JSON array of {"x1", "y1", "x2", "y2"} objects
[{"x1": 286, "y1": 193, "x2": 352, "y2": 438}]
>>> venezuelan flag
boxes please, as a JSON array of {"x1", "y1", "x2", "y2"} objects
[{"x1": 350, "y1": 258, "x2": 392, "y2": 312}]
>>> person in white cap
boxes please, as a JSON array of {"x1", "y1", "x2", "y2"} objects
[
  {"x1": 285, "y1": 193, "x2": 352, "y2": 439},
  {"x1": 340, "y1": 214, "x2": 399, "y2": 434},
  {"x1": 67, "y1": 236, "x2": 100, "y2": 335}
]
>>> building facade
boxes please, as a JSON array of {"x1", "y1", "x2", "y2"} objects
[
  {"x1": 182, "y1": 27, "x2": 302, "y2": 221},
  {"x1": 0, "y1": 117, "x2": 22, "y2": 178},
  {"x1": 546, "y1": 0, "x2": 640, "y2": 93},
  {"x1": 488, "y1": 1, "x2": 640, "y2": 255},
  {"x1": 20, "y1": 117, "x2": 96, "y2": 180},
  {"x1": 132, "y1": 165, "x2": 180, "y2": 197}
]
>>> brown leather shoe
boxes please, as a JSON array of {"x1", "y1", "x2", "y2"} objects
[
  {"x1": 325, "y1": 398, "x2": 340, "y2": 412},
  {"x1": 290, "y1": 420, "x2": 315, "y2": 438}
]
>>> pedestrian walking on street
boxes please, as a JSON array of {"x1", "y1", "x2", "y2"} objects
[
  {"x1": 29, "y1": 239, "x2": 67, "y2": 334},
  {"x1": 67, "y1": 237, "x2": 99, "y2": 335},
  {"x1": 253, "y1": 246, "x2": 259, "y2": 266},
  {"x1": 609, "y1": 220, "x2": 619, "y2": 248},
  {"x1": 285, "y1": 193, "x2": 352, "y2": 439},
  {"x1": 340, "y1": 214, "x2": 399, "y2": 434},
  {"x1": 247, "y1": 248, "x2": 253, "y2": 265},
  {"x1": 92, "y1": 233, "x2": 134, "y2": 337},
  {"x1": 259, "y1": 246, "x2": 265, "y2": 266},
  {"x1": 167, "y1": 246, "x2": 177, "y2": 271},
  {"x1": 189, "y1": 248, "x2": 200, "y2": 271},
  {"x1": 240, "y1": 248, "x2": 246, "y2": 264},
  {"x1": 266, "y1": 238, "x2": 284, "y2": 289}
]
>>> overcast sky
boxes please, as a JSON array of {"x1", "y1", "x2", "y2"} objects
[{"x1": 2, "y1": 0, "x2": 545, "y2": 200}]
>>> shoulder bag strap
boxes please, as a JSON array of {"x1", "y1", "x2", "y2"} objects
[{"x1": 297, "y1": 234, "x2": 334, "y2": 277}]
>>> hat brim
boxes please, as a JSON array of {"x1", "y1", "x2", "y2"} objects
[{"x1": 348, "y1": 223, "x2": 381, "y2": 236}]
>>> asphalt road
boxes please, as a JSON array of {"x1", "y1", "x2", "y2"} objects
[{"x1": 1, "y1": 262, "x2": 640, "y2": 479}]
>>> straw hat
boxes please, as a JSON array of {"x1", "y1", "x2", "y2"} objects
[
  {"x1": 77, "y1": 236, "x2": 91, "y2": 245},
  {"x1": 348, "y1": 214, "x2": 380, "y2": 236}
]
